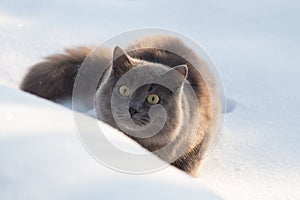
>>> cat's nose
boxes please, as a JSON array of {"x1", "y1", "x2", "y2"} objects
[{"x1": 129, "y1": 107, "x2": 139, "y2": 117}]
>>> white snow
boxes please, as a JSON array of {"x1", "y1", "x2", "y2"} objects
[
  {"x1": 0, "y1": 85, "x2": 221, "y2": 200},
  {"x1": 1, "y1": 0, "x2": 300, "y2": 199}
]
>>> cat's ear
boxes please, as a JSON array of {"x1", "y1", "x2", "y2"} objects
[
  {"x1": 172, "y1": 64, "x2": 188, "y2": 79},
  {"x1": 161, "y1": 64, "x2": 188, "y2": 91},
  {"x1": 112, "y1": 46, "x2": 135, "y2": 77},
  {"x1": 163, "y1": 64, "x2": 188, "y2": 81}
]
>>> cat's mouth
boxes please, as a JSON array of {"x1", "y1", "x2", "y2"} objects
[{"x1": 131, "y1": 114, "x2": 150, "y2": 126}]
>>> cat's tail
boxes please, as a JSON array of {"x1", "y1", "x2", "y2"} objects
[
  {"x1": 20, "y1": 47, "x2": 92, "y2": 101},
  {"x1": 21, "y1": 46, "x2": 112, "y2": 103}
]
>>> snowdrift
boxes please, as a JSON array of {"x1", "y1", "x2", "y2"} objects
[{"x1": 0, "y1": 85, "x2": 221, "y2": 200}]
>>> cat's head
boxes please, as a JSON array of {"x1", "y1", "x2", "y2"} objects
[{"x1": 96, "y1": 46, "x2": 188, "y2": 149}]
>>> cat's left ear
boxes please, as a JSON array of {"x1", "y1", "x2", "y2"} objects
[
  {"x1": 112, "y1": 46, "x2": 135, "y2": 77},
  {"x1": 161, "y1": 64, "x2": 188, "y2": 91}
]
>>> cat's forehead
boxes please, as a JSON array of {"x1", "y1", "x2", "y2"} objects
[{"x1": 115, "y1": 64, "x2": 169, "y2": 86}]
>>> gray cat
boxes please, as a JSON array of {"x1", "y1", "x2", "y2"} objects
[{"x1": 21, "y1": 35, "x2": 220, "y2": 176}]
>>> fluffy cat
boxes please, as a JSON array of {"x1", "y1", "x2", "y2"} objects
[{"x1": 20, "y1": 35, "x2": 220, "y2": 176}]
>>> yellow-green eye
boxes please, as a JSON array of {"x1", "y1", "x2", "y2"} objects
[
  {"x1": 119, "y1": 85, "x2": 130, "y2": 96},
  {"x1": 147, "y1": 94, "x2": 160, "y2": 105}
]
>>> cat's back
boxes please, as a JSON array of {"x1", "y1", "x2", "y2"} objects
[
  {"x1": 127, "y1": 35, "x2": 187, "y2": 53},
  {"x1": 126, "y1": 35, "x2": 206, "y2": 69},
  {"x1": 126, "y1": 35, "x2": 216, "y2": 86}
]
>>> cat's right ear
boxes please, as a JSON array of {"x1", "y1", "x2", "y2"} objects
[{"x1": 112, "y1": 46, "x2": 134, "y2": 77}]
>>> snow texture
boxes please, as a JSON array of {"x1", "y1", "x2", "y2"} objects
[
  {"x1": 0, "y1": 85, "x2": 221, "y2": 200},
  {"x1": 1, "y1": 0, "x2": 300, "y2": 199}
]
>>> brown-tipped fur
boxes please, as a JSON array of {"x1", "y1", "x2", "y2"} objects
[
  {"x1": 20, "y1": 36, "x2": 220, "y2": 177},
  {"x1": 20, "y1": 47, "x2": 92, "y2": 101}
]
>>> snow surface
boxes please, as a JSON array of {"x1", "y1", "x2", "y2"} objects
[
  {"x1": 0, "y1": 85, "x2": 221, "y2": 200},
  {"x1": 1, "y1": 0, "x2": 300, "y2": 199}
]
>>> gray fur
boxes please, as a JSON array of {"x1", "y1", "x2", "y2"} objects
[{"x1": 20, "y1": 35, "x2": 220, "y2": 176}]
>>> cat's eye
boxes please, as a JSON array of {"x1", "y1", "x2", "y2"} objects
[
  {"x1": 119, "y1": 85, "x2": 130, "y2": 97},
  {"x1": 147, "y1": 94, "x2": 160, "y2": 105}
]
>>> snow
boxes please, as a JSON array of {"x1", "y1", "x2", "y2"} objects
[
  {"x1": 0, "y1": 85, "x2": 221, "y2": 200},
  {"x1": 1, "y1": 0, "x2": 300, "y2": 199}
]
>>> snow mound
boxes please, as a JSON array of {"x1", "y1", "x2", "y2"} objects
[{"x1": 0, "y1": 85, "x2": 221, "y2": 200}]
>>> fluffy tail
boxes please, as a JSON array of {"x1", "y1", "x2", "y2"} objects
[
  {"x1": 20, "y1": 47, "x2": 91, "y2": 101},
  {"x1": 20, "y1": 47, "x2": 111, "y2": 102}
]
